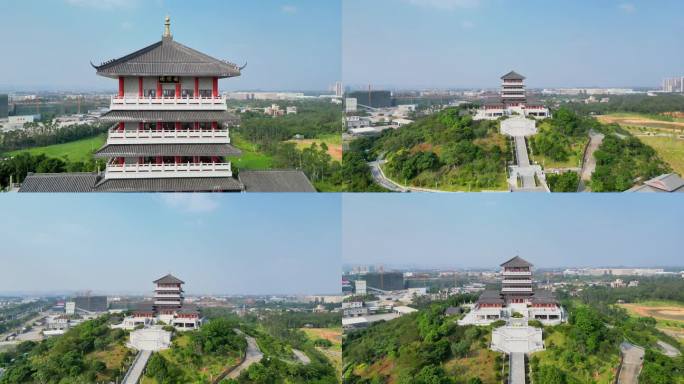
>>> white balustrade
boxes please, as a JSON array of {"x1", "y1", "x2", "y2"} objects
[
  {"x1": 107, "y1": 128, "x2": 230, "y2": 144},
  {"x1": 105, "y1": 162, "x2": 232, "y2": 179},
  {"x1": 110, "y1": 95, "x2": 227, "y2": 110}
]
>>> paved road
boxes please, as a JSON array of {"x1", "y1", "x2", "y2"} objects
[
  {"x1": 227, "y1": 332, "x2": 263, "y2": 379},
  {"x1": 617, "y1": 342, "x2": 645, "y2": 384},
  {"x1": 512, "y1": 136, "x2": 537, "y2": 189},
  {"x1": 368, "y1": 160, "x2": 407, "y2": 192},
  {"x1": 292, "y1": 349, "x2": 311, "y2": 365},
  {"x1": 509, "y1": 352, "x2": 526, "y2": 384},
  {"x1": 657, "y1": 340, "x2": 681, "y2": 357},
  {"x1": 123, "y1": 349, "x2": 151, "y2": 384},
  {"x1": 577, "y1": 131, "x2": 605, "y2": 192}
]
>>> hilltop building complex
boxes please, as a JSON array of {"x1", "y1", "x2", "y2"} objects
[
  {"x1": 19, "y1": 17, "x2": 314, "y2": 192},
  {"x1": 116, "y1": 274, "x2": 202, "y2": 331},
  {"x1": 474, "y1": 71, "x2": 550, "y2": 120},
  {"x1": 459, "y1": 256, "x2": 564, "y2": 326}
]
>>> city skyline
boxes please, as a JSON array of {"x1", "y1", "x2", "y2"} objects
[
  {"x1": 0, "y1": 0, "x2": 341, "y2": 91},
  {"x1": 0, "y1": 194, "x2": 341, "y2": 295},
  {"x1": 342, "y1": 194, "x2": 684, "y2": 269},
  {"x1": 343, "y1": 0, "x2": 684, "y2": 89}
]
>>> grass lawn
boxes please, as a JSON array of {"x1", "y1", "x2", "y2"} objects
[
  {"x1": 85, "y1": 343, "x2": 131, "y2": 383},
  {"x1": 598, "y1": 113, "x2": 684, "y2": 131},
  {"x1": 443, "y1": 348, "x2": 500, "y2": 384},
  {"x1": 634, "y1": 136, "x2": 684, "y2": 176},
  {"x1": 531, "y1": 138, "x2": 586, "y2": 170},
  {"x1": 229, "y1": 133, "x2": 274, "y2": 170},
  {"x1": 3, "y1": 134, "x2": 106, "y2": 162},
  {"x1": 287, "y1": 133, "x2": 342, "y2": 162}
]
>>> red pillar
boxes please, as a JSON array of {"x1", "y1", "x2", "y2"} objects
[
  {"x1": 212, "y1": 77, "x2": 218, "y2": 97},
  {"x1": 139, "y1": 122, "x2": 143, "y2": 131},
  {"x1": 156, "y1": 122, "x2": 162, "y2": 132},
  {"x1": 156, "y1": 80, "x2": 162, "y2": 99},
  {"x1": 175, "y1": 83, "x2": 181, "y2": 98},
  {"x1": 194, "y1": 122, "x2": 199, "y2": 130},
  {"x1": 175, "y1": 156, "x2": 181, "y2": 164},
  {"x1": 119, "y1": 121, "x2": 125, "y2": 132},
  {"x1": 118, "y1": 77, "x2": 124, "y2": 97},
  {"x1": 156, "y1": 156, "x2": 162, "y2": 164},
  {"x1": 118, "y1": 157, "x2": 124, "y2": 165},
  {"x1": 194, "y1": 77, "x2": 199, "y2": 97},
  {"x1": 138, "y1": 77, "x2": 143, "y2": 97},
  {"x1": 175, "y1": 122, "x2": 181, "y2": 131},
  {"x1": 211, "y1": 122, "x2": 217, "y2": 131},
  {"x1": 138, "y1": 157, "x2": 143, "y2": 164}
]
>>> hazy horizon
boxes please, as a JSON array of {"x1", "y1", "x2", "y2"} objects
[
  {"x1": 0, "y1": 194, "x2": 341, "y2": 295},
  {"x1": 343, "y1": 194, "x2": 684, "y2": 269},
  {"x1": 0, "y1": 0, "x2": 341, "y2": 91},
  {"x1": 343, "y1": 0, "x2": 684, "y2": 89}
]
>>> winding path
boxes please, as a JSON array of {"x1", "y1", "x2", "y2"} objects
[
  {"x1": 617, "y1": 342, "x2": 645, "y2": 384},
  {"x1": 226, "y1": 331, "x2": 263, "y2": 379},
  {"x1": 292, "y1": 349, "x2": 311, "y2": 365},
  {"x1": 577, "y1": 131, "x2": 604, "y2": 192}
]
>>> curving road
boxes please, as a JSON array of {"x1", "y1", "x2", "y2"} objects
[
  {"x1": 226, "y1": 331, "x2": 263, "y2": 379},
  {"x1": 577, "y1": 131, "x2": 604, "y2": 192},
  {"x1": 617, "y1": 342, "x2": 645, "y2": 384}
]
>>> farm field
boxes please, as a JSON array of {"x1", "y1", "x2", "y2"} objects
[
  {"x1": 302, "y1": 327, "x2": 342, "y2": 376},
  {"x1": 597, "y1": 113, "x2": 684, "y2": 131},
  {"x1": 633, "y1": 136, "x2": 684, "y2": 176},
  {"x1": 288, "y1": 133, "x2": 342, "y2": 161},
  {"x1": 619, "y1": 301, "x2": 684, "y2": 341},
  {"x1": 3, "y1": 134, "x2": 106, "y2": 162},
  {"x1": 229, "y1": 133, "x2": 274, "y2": 170}
]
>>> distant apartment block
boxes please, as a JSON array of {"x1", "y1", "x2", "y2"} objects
[
  {"x1": 0, "y1": 94, "x2": 8, "y2": 119},
  {"x1": 662, "y1": 77, "x2": 684, "y2": 93},
  {"x1": 347, "y1": 90, "x2": 392, "y2": 109}
]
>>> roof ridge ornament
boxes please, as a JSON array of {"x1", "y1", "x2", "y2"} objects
[{"x1": 163, "y1": 15, "x2": 172, "y2": 39}]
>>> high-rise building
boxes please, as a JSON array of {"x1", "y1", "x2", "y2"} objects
[
  {"x1": 662, "y1": 77, "x2": 684, "y2": 93},
  {"x1": 335, "y1": 81, "x2": 343, "y2": 97},
  {"x1": 0, "y1": 94, "x2": 8, "y2": 119},
  {"x1": 347, "y1": 90, "x2": 392, "y2": 109}
]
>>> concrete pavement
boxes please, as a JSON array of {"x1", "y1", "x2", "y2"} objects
[
  {"x1": 123, "y1": 349, "x2": 151, "y2": 384},
  {"x1": 577, "y1": 131, "x2": 604, "y2": 192},
  {"x1": 227, "y1": 332, "x2": 263, "y2": 379},
  {"x1": 509, "y1": 352, "x2": 526, "y2": 384},
  {"x1": 617, "y1": 342, "x2": 645, "y2": 384}
]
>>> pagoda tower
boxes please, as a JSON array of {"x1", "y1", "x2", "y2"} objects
[
  {"x1": 91, "y1": 16, "x2": 243, "y2": 192},
  {"x1": 500, "y1": 256, "x2": 533, "y2": 305},
  {"x1": 153, "y1": 274, "x2": 184, "y2": 312},
  {"x1": 500, "y1": 70, "x2": 526, "y2": 107}
]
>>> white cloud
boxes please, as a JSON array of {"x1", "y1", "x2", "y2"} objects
[
  {"x1": 159, "y1": 194, "x2": 220, "y2": 214},
  {"x1": 65, "y1": 0, "x2": 138, "y2": 10},
  {"x1": 281, "y1": 5, "x2": 297, "y2": 14},
  {"x1": 618, "y1": 3, "x2": 636, "y2": 13},
  {"x1": 404, "y1": 0, "x2": 480, "y2": 10}
]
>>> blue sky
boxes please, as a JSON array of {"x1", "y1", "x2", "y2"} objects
[
  {"x1": 0, "y1": 194, "x2": 341, "y2": 295},
  {"x1": 343, "y1": 194, "x2": 684, "y2": 269},
  {"x1": 0, "y1": 0, "x2": 341, "y2": 91},
  {"x1": 343, "y1": 0, "x2": 684, "y2": 89}
]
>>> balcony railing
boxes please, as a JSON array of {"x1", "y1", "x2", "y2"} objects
[
  {"x1": 154, "y1": 300, "x2": 182, "y2": 306},
  {"x1": 107, "y1": 128, "x2": 230, "y2": 144},
  {"x1": 105, "y1": 162, "x2": 232, "y2": 179},
  {"x1": 502, "y1": 280, "x2": 532, "y2": 285},
  {"x1": 110, "y1": 95, "x2": 227, "y2": 110},
  {"x1": 502, "y1": 271, "x2": 532, "y2": 276},
  {"x1": 502, "y1": 287, "x2": 533, "y2": 292}
]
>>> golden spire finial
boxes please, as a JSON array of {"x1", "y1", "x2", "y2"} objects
[{"x1": 163, "y1": 15, "x2": 172, "y2": 38}]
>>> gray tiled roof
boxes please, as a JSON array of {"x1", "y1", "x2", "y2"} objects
[
  {"x1": 94, "y1": 143, "x2": 242, "y2": 157},
  {"x1": 501, "y1": 71, "x2": 526, "y2": 81},
  {"x1": 94, "y1": 177, "x2": 243, "y2": 192},
  {"x1": 239, "y1": 170, "x2": 316, "y2": 192},
  {"x1": 18, "y1": 173, "x2": 99, "y2": 192},
  {"x1": 100, "y1": 110, "x2": 238, "y2": 123},
  {"x1": 500, "y1": 256, "x2": 533, "y2": 268},
  {"x1": 531, "y1": 289, "x2": 558, "y2": 304},
  {"x1": 93, "y1": 36, "x2": 241, "y2": 78},
  {"x1": 628, "y1": 173, "x2": 684, "y2": 193},
  {"x1": 154, "y1": 274, "x2": 184, "y2": 284},
  {"x1": 477, "y1": 290, "x2": 504, "y2": 305}
]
